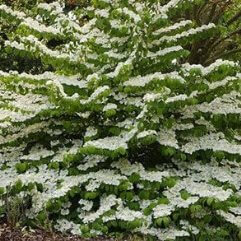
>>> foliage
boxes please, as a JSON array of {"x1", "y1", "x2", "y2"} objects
[
  {"x1": 0, "y1": 187, "x2": 31, "y2": 227},
  {"x1": 0, "y1": 0, "x2": 241, "y2": 240}
]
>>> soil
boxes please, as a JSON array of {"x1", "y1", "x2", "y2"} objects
[{"x1": 0, "y1": 223, "x2": 114, "y2": 241}]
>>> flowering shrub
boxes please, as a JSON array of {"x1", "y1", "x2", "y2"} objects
[{"x1": 0, "y1": 0, "x2": 241, "y2": 240}]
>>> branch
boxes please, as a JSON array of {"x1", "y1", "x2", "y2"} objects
[
  {"x1": 204, "y1": 47, "x2": 241, "y2": 65},
  {"x1": 193, "y1": 4, "x2": 200, "y2": 24},
  {"x1": 205, "y1": 3, "x2": 217, "y2": 24},
  {"x1": 211, "y1": 1, "x2": 233, "y2": 24},
  {"x1": 227, "y1": 10, "x2": 241, "y2": 25},
  {"x1": 197, "y1": 0, "x2": 209, "y2": 20},
  {"x1": 205, "y1": 27, "x2": 241, "y2": 58},
  {"x1": 216, "y1": 27, "x2": 241, "y2": 45}
]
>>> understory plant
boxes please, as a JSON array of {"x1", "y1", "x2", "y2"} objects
[{"x1": 0, "y1": 0, "x2": 241, "y2": 240}]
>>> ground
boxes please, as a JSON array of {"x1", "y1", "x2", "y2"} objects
[{"x1": 0, "y1": 223, "x2": 116, "y2": 241}]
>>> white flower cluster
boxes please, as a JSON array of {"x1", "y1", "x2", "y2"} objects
[
  {"x1": 0, "y1": 4, "x2": 25, "y2": 19},
  {"x1": 182, "y1": 132, "x2": 241, "y2": 155},
  {"x1": 103, "y1": 103, "x2": 118, "y2": 112},
  {"x1": 137, "y1": 130, "x2": 157, "y2": 140},
  {"x1": 5, "y1": 35, "x2": 80, "y2": 64},
  {"x1": 55, "y1": 219, "x2": 82, "y2": 235},
  {"x1": 150, "y1": 23, "x2": 216, "y2": 47},
  {"x1": 20, "y1": 145, "x2": 54, "y2": 161},
  {"x1": 182, "y1": 59, "x2": 237, "y2": 76},
  {"x1": 80, "y1": 86, "x2": 110, "y2": 105},
  {"x1": 20, "y1": 17, "x2": 61, "y2": 35},
  {"x1": 147, "y1": 46, "x2": 183, "y2": 59},
  {"x1": 124, "y1": 71, "x2": 185, "y2": 87},
  {"x1": 77, "y1": 155, "x2": 106, "y2": 171},
  {"x1": 158, "y1": 128, "x2": 179, "y2": 149},
  {"x1": 84, "y1": 136, "x2": 128, "y2": 151},
  {"x1": 218, "y1": 211, "x2": 241, "y2": 228},
  {"x1": 153, "y1": 20, "x2": 192, "y2": 36}
]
